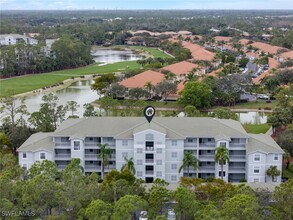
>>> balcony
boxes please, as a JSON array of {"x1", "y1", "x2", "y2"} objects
[
  {"x1": 55, "y1": 142, "x2": 71, "y2": 148},
  {"x1": 198, "y1": 155, "x2": 214, "y2": 161},
  {"x1": 229, "y1": 143, "x2": 246, "y2": 149},
  {"x1": 199, "y1": 143, "x2": 216, "y2": 149},
  {"x1": 103, "y1": 141, "x2": 115, "y2": 147},
  {"x1": 55, "y1": 154, "x2": 71, "y2": 160},
  {"x1": 84, "y1": 142, "x2": 101, "y2": 148},
  {"x1": 84, "y1": 164, "x2": 116, "y2": 172},
  {"x1": 229, "y1": 155, "x2": 246, "y2": 161},
  {"x1": 145, "y1": 147, "x2": 154, "y2": 151},
  {"x1": 229, "y1": 166, "x2": 246, "y2": 173},
  {"x1": 56, "y1": 164, "x2": 67, "y2": 170},
  {"x1": 198, "y1": 166, "x2": 215, "y2": 172},
  {"x1": 184, "y1": 142, "x2": 197, "y2": 149},
  {"x1": 145, "y1": 170, "x2": 154, "y2": 175},
  {"x1": 85, "y1": 154, "x2": 98, "y2": 159},
  {"x1": 145, "y1": 159, "x2": 154, "y2": 163}
]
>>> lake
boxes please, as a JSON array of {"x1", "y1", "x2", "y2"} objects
[{"x1": 91, "y1": 48, "x2": 144, "y2": 63}]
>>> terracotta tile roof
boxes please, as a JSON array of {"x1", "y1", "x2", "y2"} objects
[
  {"x1": 214, "y1": 36, "x2": 232, "y2": 42},
  {"x1": 239, "y1": 39, "x2": 251, "y2": 45},
  {"x1": 251, "y1": 42, "x2": 284, "y2": 54},
  {"x1": 252, "y1": 70, "x2": 270, "y2": 84},
  {"x1": 169, "y1": 81, "x2": 185, "y2": 97},
  {"x1": 280, "y1": 50, "x2": 293, "y2": 60},
  {"x1": 268, "y1": 57, "x2": 278, "y2": 70},
  {"x1": 246, "y1": 51, "x2": 260, "y2": 59},
  {"x1": 198, "y1": 68, "x2": 222, "y2": 81},
  {"x1": 162, "y1": 61, "x2": 199, "y2": 75},
  {"x1": 119, "y1": 70, "x2": 164, "y2": 88},
  {"x1": 182, "y1": 41, "x2": 215, "y2": 61}
]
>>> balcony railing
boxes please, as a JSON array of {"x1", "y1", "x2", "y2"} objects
[
  {"x1": 229, "y1": 167, "x2": 246, "y2": 171},
  {"x1": 199, "y1": 155, "x2": 214, "y2": 160},
  {"x1": 199, "y1": 143, "x2": 215, "y2": 148},
  {"x1": 229, "y1": 143, "x2": 246, "y2": 149},
  {"x1": 84, "y1": 142, "x2": 101, "y2": 147},
  {"x1": 145, "y1": 170, "x2": 154, "y2": 175},
  {"x1": 145, "y1": 159, "x2": 154, "y2": 163},
  {"x1": 85, "y1": 154, "x2": 97, "y2": 159},
  {"x1": 198, "y1": 166, "x2": 215, "y2": 171},
  {"x1": 55, "y1": 154, "x2": 71, "y2": 159},
  {"x1": 184, "y1": 142, "x2": 197, "y2": 148},
  {"x1": 55, "y1": 142, "x2": 71, "y2": 147},
  {"x1": 85, "y1": 165, "x2": 116, "y2": 171},
  {"x1": 145, "y1": 147, "x2": 154, "y2": 151},
  {"x1": 56, "y1": 164, "x2": 67, "y2": 169},
  {"x1": 229, "y1": 155, "x2": 246, "y2": 160}
]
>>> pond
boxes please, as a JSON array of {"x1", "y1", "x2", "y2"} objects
[{"x1": 91, "y1": 48, "x2": 144, "y2": 63}]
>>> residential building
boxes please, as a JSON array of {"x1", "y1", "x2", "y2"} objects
[
  {"x1": 0, "y1": 34, "x2": 38, "y2": 46},
  {"x1": 18, "y1": 117, "x2": 284, "y2": 183}
]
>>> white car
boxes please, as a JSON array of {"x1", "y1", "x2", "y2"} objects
[{"x1": 139, "y1": 211, "x2": 148, "y2": 220}]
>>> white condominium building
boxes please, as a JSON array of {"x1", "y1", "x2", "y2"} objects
[{"x1": 18, "y1": 117, "x2": 284, "y2": 183}]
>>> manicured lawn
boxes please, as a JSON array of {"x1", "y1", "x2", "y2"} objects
[
  {"x1": 128, "y1": 46, "x2": 172, "y2": 58},
  {"x1": 242, "y1": 123, "x2": 271, "y2": 134},
  {"x1": 230, "y1": 100, "x2": 277, "y2": 110},
  {"x1": 282, "y1": 168, "x2": 293, "y2": 179},
  {"x1": 0, "y1": 61, "x2": 141, "y2": 97}
]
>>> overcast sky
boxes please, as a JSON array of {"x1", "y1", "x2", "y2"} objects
[{"x1": 1, "y1": 0, "x2": 293, "y2": 10}]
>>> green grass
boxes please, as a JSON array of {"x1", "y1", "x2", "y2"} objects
[
  {"x1": 0, "y1": 61, "x2": 141, "y2": 97},
  {"x1": 128, "y1": 46, "x2": 172, "y2": 58},
  {"x1": 282, "y1": 168, "x2": 293, "y2": 179},
  {"x1": 229, "y1": 100, "x2": 277, "y2": 110},
  {"x1": 242, "y1": 123, "x2": 270, "y2": 134},
  {"x1": 0, "y1": 45, "x2": 171, "y2": 97}
]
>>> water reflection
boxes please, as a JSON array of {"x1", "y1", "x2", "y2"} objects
[{"x1": 91, "y1": 49, "x2": 143, "y2": 63}]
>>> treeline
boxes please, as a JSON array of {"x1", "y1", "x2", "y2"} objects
[
  {"x1": 0, "y1": 156, "x2": 292, "y2": 220},
  {"x1": 0, "y1": 36, "x2": 93, "y2": 78}
]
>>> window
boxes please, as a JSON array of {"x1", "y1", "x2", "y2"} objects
[
  {"x1": 122, "y1": 152, "x2": 128, "y2": 158},
  {"x1": 40, "y1": 152, "x2": 46, "y2": 160},
  {"x1": 220, "y1": 142, "x2": 226, "y2": 147},
  {"x1": 157, "y1": 171, "x2": 162, "y2": 177},
  {"x1": 22, "y1": 152, "x2": 27, "y2": 159},
  {"x1": 157, "y1": 160, "x2": 162, "y2": 165},
  {"x1": 254, "y1": 178, "x2": 260, "y2": 183},
  {"x1": 253, "y1": 166, "x2": 260, "y2": 174},
  {"x1": 218, "y1": 171, "x2": 226, "y2": 177},
  {"x1": 137, "y1": 171, "x2": 142, "y2": 177},
  {"x1": 122, "y1": 140, "x2": 128, "y2": 146},
  {"x1": 187, "y1": 138, "x2": 193, "y2": 143},
  {"x1": 254, "y1": 154, "x2": 260, "y2": 162},
  {"x1": 171, "y1": 164, "x2": 177, "y2": 170},
  {"x1": 274, "y1": 154, "x2": 279, "y2": 161},
  {"x1": 157, "y1": 148, "x2": 162, "y2": 154},
  {"x1": 74, "y1": 141, "x2": 80, "y2": 150},
  {"x1": 171, "y1": 152, "x2": 177, "y2": 158},
  {"x1": 89, "y1": 137, "x2": 93, "y2": 141},
  {"x1": 137, "y1": 160, "x2": 143, "y2": 165},
  {"x1": 171, "y1": 175, "x2": 177, "y2": 181},
  {"x1": 171, "y1": 140, "x2": 177, "y2": 146},
  {"x1": 89, "y1": 149, "x2": 93, "y2": 152},
  {"x1": 137, "y1": 148, "x2": 143, "y2": 154}
]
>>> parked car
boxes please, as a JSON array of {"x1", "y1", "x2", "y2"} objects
[
  {"x1": 139, "y1": 211, "x2": 148, "y2": 220},
  {"x1": 167, "y1": 209, "x2": 176, "y2": 220}
]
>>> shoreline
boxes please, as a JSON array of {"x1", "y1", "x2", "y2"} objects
[{"x1": 13, "y1": 74, "x2": 96, "y2": 99}]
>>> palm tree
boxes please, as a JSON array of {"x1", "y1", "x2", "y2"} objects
[
  {"x1": 144, "y1": 81, "x2": 154, "y2": 98},
  {"x1": 266, "y1": 166, "x2": 281, "y2": 182},
  {"x1": 97, "y1": 143, "x2": 112, "y2": 179},
  {"x1": 283, "y1": 150, "x2": 291, "y2": 170},
  {"x1": 179, "y1": 151, "x2": 199, "y2": 177},
  {"x1": 121, "y1": 157, "x2": 136, "y2": 175},
  {"x1": 214, "y1": 145, "x2": 229, "y2": 180}
]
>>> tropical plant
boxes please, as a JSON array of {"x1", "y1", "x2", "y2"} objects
[
  {"x1": 98, "y1": 143, "x2": 112, "y2": 179},
  {"x1": 266, "y1": 166, "x2": 281, "y2": 182},
  {"x1": 283, "y1": 150, "x2": 291, "y2": 170},
  {"x1": 121, "y1": 157, "x2": 136, "y2": 175},
  {"x1": 214, "y1": 145, "x2": 229, "y2": 180},
  {"x1": 179, "y1": 151, "x2": 199, "y2": 177}
]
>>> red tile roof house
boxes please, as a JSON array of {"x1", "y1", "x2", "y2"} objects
[
  {"x1": 161, "y1": 61, "x2": 203, "y2": 80},
  {"x1": 279, "y1": 50, "x2": 293, "y2": 62},
  {"x1": 181, "y1": 41, "x2": 216, "y2": 62},
  {"x1": 250, "y1": 42, "x2": 286, "y2": 55}
]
